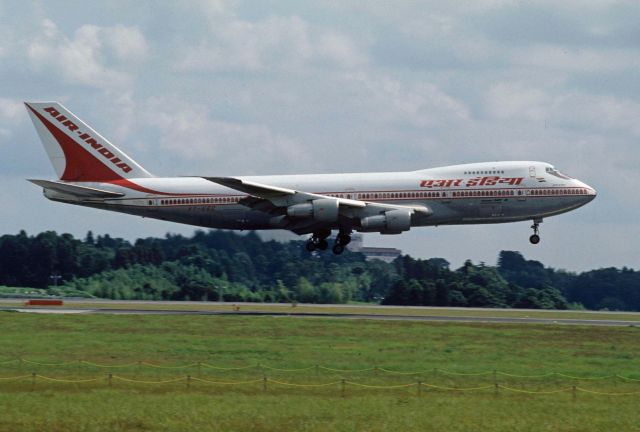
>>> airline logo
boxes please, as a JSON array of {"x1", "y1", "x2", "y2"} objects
[
  {"x1": 420, "y1": 176, "x2": 524, "y2": 188},
  {"x1": 42, "y1": 106, "x2": 132, "y2": 174}
]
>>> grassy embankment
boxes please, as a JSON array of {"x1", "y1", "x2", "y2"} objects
[{"x1": 0, "y1": 313, "x2": 639, "y2": 431}]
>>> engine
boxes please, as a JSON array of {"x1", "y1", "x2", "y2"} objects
[
  {"x1": 286, "y1": 198, "x2": 339, "y2": 222},
  {"x1": 360, "y1": 209, "x2": 412, "y2": 233}
]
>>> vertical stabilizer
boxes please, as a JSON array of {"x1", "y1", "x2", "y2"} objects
[{"x1": 25, "y1": 102, "x2": 152, "y2": 182}]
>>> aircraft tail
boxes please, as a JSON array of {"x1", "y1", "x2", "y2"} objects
[{"x1": 25, "y1": 102, "x2": 152, "y2": 182}]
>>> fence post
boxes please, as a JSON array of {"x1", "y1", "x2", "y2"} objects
[
  {"x1": 572, "y1": 385, "x2": 576, "y2": 402},
  {"x1": 108, "y1": 373, "x2": 113, "y2": 387},
  {"x1": 493, "y1": 369, "x2": 497, "y2": 386},
  {"x1": 263, "y1": 375, "x2": 267, "y2": 392},
  {"x1": 137, "y1": 360, "x2": 141, "y2": 378},
  {"x1": 417, "y1": 381, "x2": 422, "y2": 397},
  {"x1": 31, "y1": 372, "x2": 36, "y2": 391},
  {"x1": 315, "y1": 364, "x2": 319, "y2": 378},
  {"x1": 494, "y1": 383, "x2": 499, "y2": 396},
  {"x1": 187, "y1": 375, "x2": 191, "y2": 390},
  {"x1": 341, "y1": 378, "x2": 346, "y2": 398}
]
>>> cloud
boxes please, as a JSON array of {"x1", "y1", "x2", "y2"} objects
[
  {"x1": 485, "y1": 82, "x2": 640, "y2": 137},
  {"x1": 26, "y1": 19, "x2": 148, "y2": 90},
  {"x1": 0, "y1": 98, "x2": 23, "y2": 121},
  {"x1": 137, "y1": 98, "x2": 311, "y2": 175},
  {"x1": 178, "y1": 14, "x2": 366, "y2": 72},
  {"x1": 102, "y1": 25, "x2": 149, "y2": 63}
]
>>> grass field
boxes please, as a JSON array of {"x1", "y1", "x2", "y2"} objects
[{"x1": 1, "y1": 312, "x2": 639, "y2": 431}]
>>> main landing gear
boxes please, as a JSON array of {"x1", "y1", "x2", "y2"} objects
[
  {"x1": 305, "y1": 229, "x2": 330, "y2": 252},
  {"x1": 305, "y1": 229, "x2": 351, "y2": 255},
  {"x1": 332, "y1": 232, "x2": 352, "y2": 255},
  {"x1": 529, "y1": 219, "x2": 542, "y2": 245}
]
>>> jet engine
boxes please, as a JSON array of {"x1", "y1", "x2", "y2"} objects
[
  {"x1": 360, "y1": 209, "x2": 412, "y2": 233},
  {"x1": 286, "y1": 198, "x2": 339, "y2": 222}
]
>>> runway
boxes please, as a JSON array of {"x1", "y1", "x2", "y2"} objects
[{"x1": 2, "y1": 305, "x2": 639, "y2": 327}]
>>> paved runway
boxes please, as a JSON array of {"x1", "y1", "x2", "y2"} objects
[{"x1": 2, "y1": 306, "x2": 639, "y2": 327}]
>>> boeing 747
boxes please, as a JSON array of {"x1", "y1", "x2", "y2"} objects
[{"x1": 25, "y1": 102, "x2": 597, "y2": 254}]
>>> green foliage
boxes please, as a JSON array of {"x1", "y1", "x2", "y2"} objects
[{"x1": 0, "y1": 231, "x2": 638, "y2": 310}]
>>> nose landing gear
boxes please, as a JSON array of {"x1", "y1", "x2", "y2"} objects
[{"x1": 529, "y1": 219, "x2": 542, "y2": 244}]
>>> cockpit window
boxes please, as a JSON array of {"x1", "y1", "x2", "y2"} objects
[{"x1": 545, "y1": 167, "x2": 572, "y2": 180}]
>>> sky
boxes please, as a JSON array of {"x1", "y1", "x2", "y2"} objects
[{"x1": 0, "y1": 0, "x2": 638, "y2": 271}]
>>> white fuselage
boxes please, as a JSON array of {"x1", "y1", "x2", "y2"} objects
[{"x1": 44, "y1": 161, "x2": 596, "y2": 235}]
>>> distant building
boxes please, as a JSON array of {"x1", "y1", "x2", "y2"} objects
[
  {"x1": 347, "y1": 234, "x2": 401, "y2": 263},
  {"x1": 360, "y1": 247, "x2": 402, "y2": 263}
]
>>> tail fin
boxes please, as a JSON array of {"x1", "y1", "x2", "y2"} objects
[{"x1": 25, "y1": 102, "x2": 152, "y2": 182}]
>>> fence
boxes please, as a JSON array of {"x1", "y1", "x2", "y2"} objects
[
  {"x1": 1, "y1": 358, "x2": 639, "y2": 396},
  {"x1": 1, "y1": 358, "x2": 639, "y2": 380},
  {"x1": 1, "y1": 373, "x2": 639, "y2": 396}
]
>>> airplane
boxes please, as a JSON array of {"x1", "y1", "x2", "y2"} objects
[{"x1": 25, "y1": 102, "x2": 597, "y2": 255}]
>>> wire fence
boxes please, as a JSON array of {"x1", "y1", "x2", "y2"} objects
[
  {"x1": 1, "y1": 358, "x2": 638, "y2": 382},
  {"x1": 1, "y1": 358, "x2": 640, "y2": 397},
  {"x1": 0, "y1": 373, "x2": 638, "y2": 397}
]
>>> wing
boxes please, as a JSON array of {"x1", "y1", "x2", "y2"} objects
[{"x1": 203, "y1": 176, "x2": 431, "y2": 234}]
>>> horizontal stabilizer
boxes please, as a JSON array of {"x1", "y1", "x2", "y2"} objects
[{"x1": 28, "y1": 179, "x2": 125, "y2": 199}]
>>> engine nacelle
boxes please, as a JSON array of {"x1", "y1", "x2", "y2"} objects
[
  {"x1": 287, "y1": 198, "x2": 339, "y2": 222},
  {"x1": 361, "y1": 209, "x2": 412, "y2": 233}
]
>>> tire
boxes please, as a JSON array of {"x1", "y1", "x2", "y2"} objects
[
  {"x1": 306, "y1": 241, "x2": 317, "y2": 252},
  {"x1": 332, "y1": 244, "x2": 345, "y2": 255},
  {"x1": 338, "y1": 234, "x2": 351, "y2": 246},
  {"x1": 317, "y1": 239, "x2": 329, "y2": 250},
  {"x1": 529, "y1": 234, "x2": 540, "y2": 245}
]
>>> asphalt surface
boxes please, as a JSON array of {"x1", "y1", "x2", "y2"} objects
[{"x1": 1, "y1": 306, "x2": 639, "y2": 327}]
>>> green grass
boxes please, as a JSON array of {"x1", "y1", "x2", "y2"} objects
[{"x1": 1, "y1": 313, "x2": 639, "y2": 431}]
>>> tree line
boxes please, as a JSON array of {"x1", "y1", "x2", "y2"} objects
[{"x1": 0, "y1": 230, "x2": 638, "y2": 311}]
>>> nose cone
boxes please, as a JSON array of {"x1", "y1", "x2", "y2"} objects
[{"x1": 575, "y1": 179, "x2": 597, "y2": 202}]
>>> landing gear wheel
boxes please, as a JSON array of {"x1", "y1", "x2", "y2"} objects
[
  {"x1": 529, "y1": 219, "x2": 542, "y2": 245},
  {"x1": 305, "y1": 240, "x2": 317, "y2": 252},
  {"x1": 337, "y1": 233, "x2": 351, "y2": 246},
  {"x1": 332, "y1": 244, "x2": 345, "y2": 255},
  {"x1": 317, "y1": 239, "x2": 329, "y2": 251}
]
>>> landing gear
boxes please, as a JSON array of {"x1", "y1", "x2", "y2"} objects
[
  {"x1": 306, "y1": 229, "x2": 331, "y2": 253},
  {"x1": 529, "y1": 219, "x2": 542, "y2": 245},
  {"x1": 332, "y1": 230, "x2": 352, "y2": 255},
  {"x1": 305, "y1": 229, "x2": 351, "y2": 255}
]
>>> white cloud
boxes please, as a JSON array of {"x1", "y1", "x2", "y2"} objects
[
  {"x1": 485, "y1": 82, "x2": 640, "y2": 137},
  {"x1": 178, "y1": 14, "x2": 366, "y2": 72},
  {"x1": 513, "y1": 44, "x2": 638, "y2": 73},
  {"x1": 347, "y1": 72, "x2": 470, "y2": 127},
  {"x1": 0, "y1": 98, "x2": 23, "y2": 121},
  {"x1": 102, "y1": 25, "x2": 149, "y2": 63},
  {"x1": 138, "y1": 98, "x2": 310, "y2": 175},
  {"x1": 27, "y1": 19, "x2": 148, "y2": 90}
]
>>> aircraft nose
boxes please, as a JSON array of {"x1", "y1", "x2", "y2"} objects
[{"x1": 575, "y1": 180, "x2": 597, "y2": 201}]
